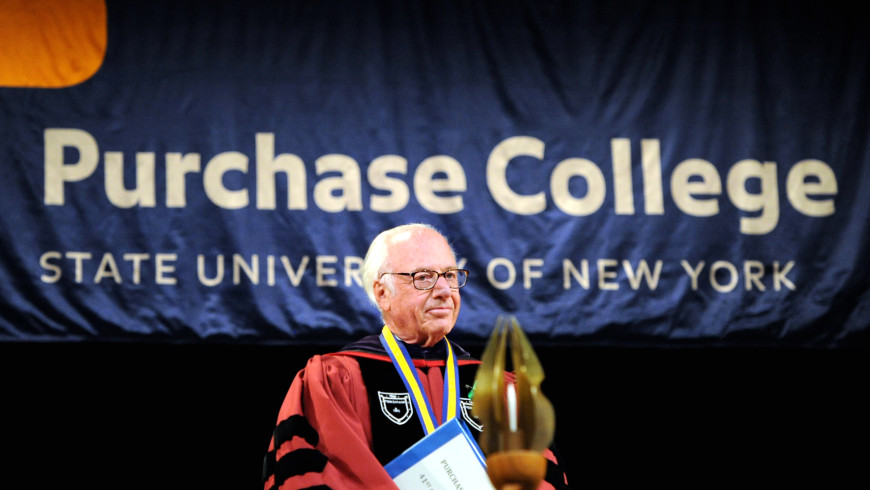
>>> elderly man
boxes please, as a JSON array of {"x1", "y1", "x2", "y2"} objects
[{"x1": 262, "y1": 223, "x2": 569, "y2": 489}]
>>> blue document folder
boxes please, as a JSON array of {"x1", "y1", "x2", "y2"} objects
[{"x1": 384, "y1": 418, "x2": 494, "y2": 489}]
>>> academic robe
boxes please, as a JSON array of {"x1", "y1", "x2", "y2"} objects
[{"x1": 262, "y1": 334, "x2": 570, "y2": 489}]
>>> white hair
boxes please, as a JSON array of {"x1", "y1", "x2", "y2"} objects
[{"x1": 361, "y1": 223, "x2": 453, "y2": 311}]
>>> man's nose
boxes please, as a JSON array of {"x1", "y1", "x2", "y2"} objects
[{"x1": 431, "y1": 274, "x2": 453, "y2": 294}]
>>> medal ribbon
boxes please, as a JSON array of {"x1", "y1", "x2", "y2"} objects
[{"x1": 380, "y1": 325, "x2": 461, "y2": 435}]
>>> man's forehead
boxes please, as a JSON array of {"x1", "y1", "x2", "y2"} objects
[
  {"x1": 388, "y1": 230, "x2": 455, "y2": 268},
  {"x1": 389, "y1": 228, "x2": 443, "y2": 248}
]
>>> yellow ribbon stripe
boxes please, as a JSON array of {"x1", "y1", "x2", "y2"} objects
[
  {"x1": 445, "y1": 341, "x2": 457, "y2": 421},
  {"x1": 381, "y1": 326, "x2": 437, "y2": 434}
]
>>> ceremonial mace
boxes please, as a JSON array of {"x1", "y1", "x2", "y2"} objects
[{"x1": 472, "y1": 315, "x2": 556, "y2": 490}]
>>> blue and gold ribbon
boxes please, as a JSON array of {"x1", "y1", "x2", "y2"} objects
[{"x1": 380, "y1": 325, "x2": 461, "y2": 435}]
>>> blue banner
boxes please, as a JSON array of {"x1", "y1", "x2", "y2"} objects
[{"x1": 1, "y1": 0, "x2": 867, "y2": 346}]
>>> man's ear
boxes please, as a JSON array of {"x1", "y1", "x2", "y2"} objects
[{"x1": 373, "y1": 279, "x2": 391, "y2": 312}]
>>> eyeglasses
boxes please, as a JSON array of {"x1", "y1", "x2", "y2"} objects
[{"x1": 379, "y1": 269, "x2": 469, "y2": 290}]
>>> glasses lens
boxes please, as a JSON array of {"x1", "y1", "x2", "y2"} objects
[
  {"x1": 454, "y1": 269, "x2": 467, "y2": 288},
  {"x1": 411, "y1": 270, "x2": 467, "y2": 289},
  {"x1": 412, "y1": 271, "x2": 437, "y2": 289}
]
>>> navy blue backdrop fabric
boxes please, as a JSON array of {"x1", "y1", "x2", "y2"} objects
[{"x1": 1, "y1": 0, "x2": 867, "y2": 346}]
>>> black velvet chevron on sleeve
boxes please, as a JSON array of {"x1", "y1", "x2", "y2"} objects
[{"x1": 263, "y1": 414, "x2": 329, "y2": 488}]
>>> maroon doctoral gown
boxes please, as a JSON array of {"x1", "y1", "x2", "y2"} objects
[{"x1": 262, "y1": 334, "x2": 570, "y2": 489}]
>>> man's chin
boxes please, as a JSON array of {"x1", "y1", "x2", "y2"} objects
[{"x1": 426, "y1": 322, "x2": 454, "y2": 340}]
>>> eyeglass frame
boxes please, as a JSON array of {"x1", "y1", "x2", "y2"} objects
[{"x1": 378, "y1": 268, "x2": 469, "y2": 290}]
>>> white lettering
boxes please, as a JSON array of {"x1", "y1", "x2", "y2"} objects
[
  {"x1": 562, "y1": 259, "x2": 589, "y2": 289},
  {"x1": 487, "y1": 257, "x2": 516, "y2": 290},
  {"x1": 414, "y1": 155, "x2": 466, "y2": 213},
  {"x1": 282, "y1": 256, "x2": 309, "y2": 286},
  {"x1": 611, "y1": 138, "x2": 634, "y2": 214},
  {"x1": 773, "y1": 261, "x2": 796, "y2": 290},
  {"x1": 233, "y1": 254, "x2": 258, "y2": 284},
  {"x1": 550, "y1": 158, "x2": 605, "y2": 216},
  {"x1": 681, "y1": 259, "x2": 795, "y2": 291},
  {"x1": 623, "y1": 260, "x2": 662, "y2": 290},
  {"x1": 94, "y1": 252, "x2": 122, "y2": 283},
  {"x1": 104, "y1": 151, "x2": 156, "y2": 208},
  {"x1": 124, "y1": 253, "x2": 150, "y2": 284},
  {"x1": 786, "y1": 160, "x2": 837, "y2": 217},
  {"x1": 744, "y1": 260, "x2": 765, "y2": 291},
  {"x1": 344, "y1": 256, "x2": 363, "y2": 287},
  {"x1": 680, "y1": 260, "x2": 705, "y2": 290},
  {"x1": 166, "y1": 152, "x2": 200, "y2": 207},
  {"x1": 671, "y1": 158, "x2": 721, "y2": 217},
  {"x1": 368, "y1": 155, "x2": 409, "y2": 212},
  {"x1": 598, "y1": 258, "x2": 619, "y2": 290},
  {"x1": 486, "y1": 136, "x2": 546, "y2": 214},
  {"x1": 641, "y1": 138, "x2": 665, "y2": 214},
  {"x1": 523, "y1": 258, "x2": 544, "y2": 289},
  {"x1": 155, "y1": 254, "x2": 177, "y2": 285},
  {"x1": 316, "y1": 255, "x2": 339, "y2": 286},
  {"x1": 44, "y1": 128, "x2": 99, "y2": 205},
  {"x1": 314, "y1": 154, "x2": 362, "y2": 212},
  {"x1": 39, "y1": 251, "x2": 177, "y2": 285},
  {"x1": 727, "y1": 159, "x2": 779, "y2": 235},
  {"x1": 42, "y1": 130, "x2": 838, "y2": 235},
  {"x1": 203, "y1": 151, "x2": 249, "y2": 209},
  {"x1": 198, "y1": 254, "x2": 224, "y2": 287},
  {"x1": 256, "y1": 133, "x2": 307, "y2": 210},
  {"x1": 39, "y1": 251, "x2": 63, "y2": 282}
]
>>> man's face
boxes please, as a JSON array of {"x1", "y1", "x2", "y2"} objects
[{"x1": 375, "y1": 229, "x2": 461, "y2": 347}]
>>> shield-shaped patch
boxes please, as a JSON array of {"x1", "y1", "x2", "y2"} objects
[
  {"x1": 461, "y1": 397, "x2": 483, "y2": 431},
  {"x1": 378, "y1": 391, "x2": 413, "y2": 425}
]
